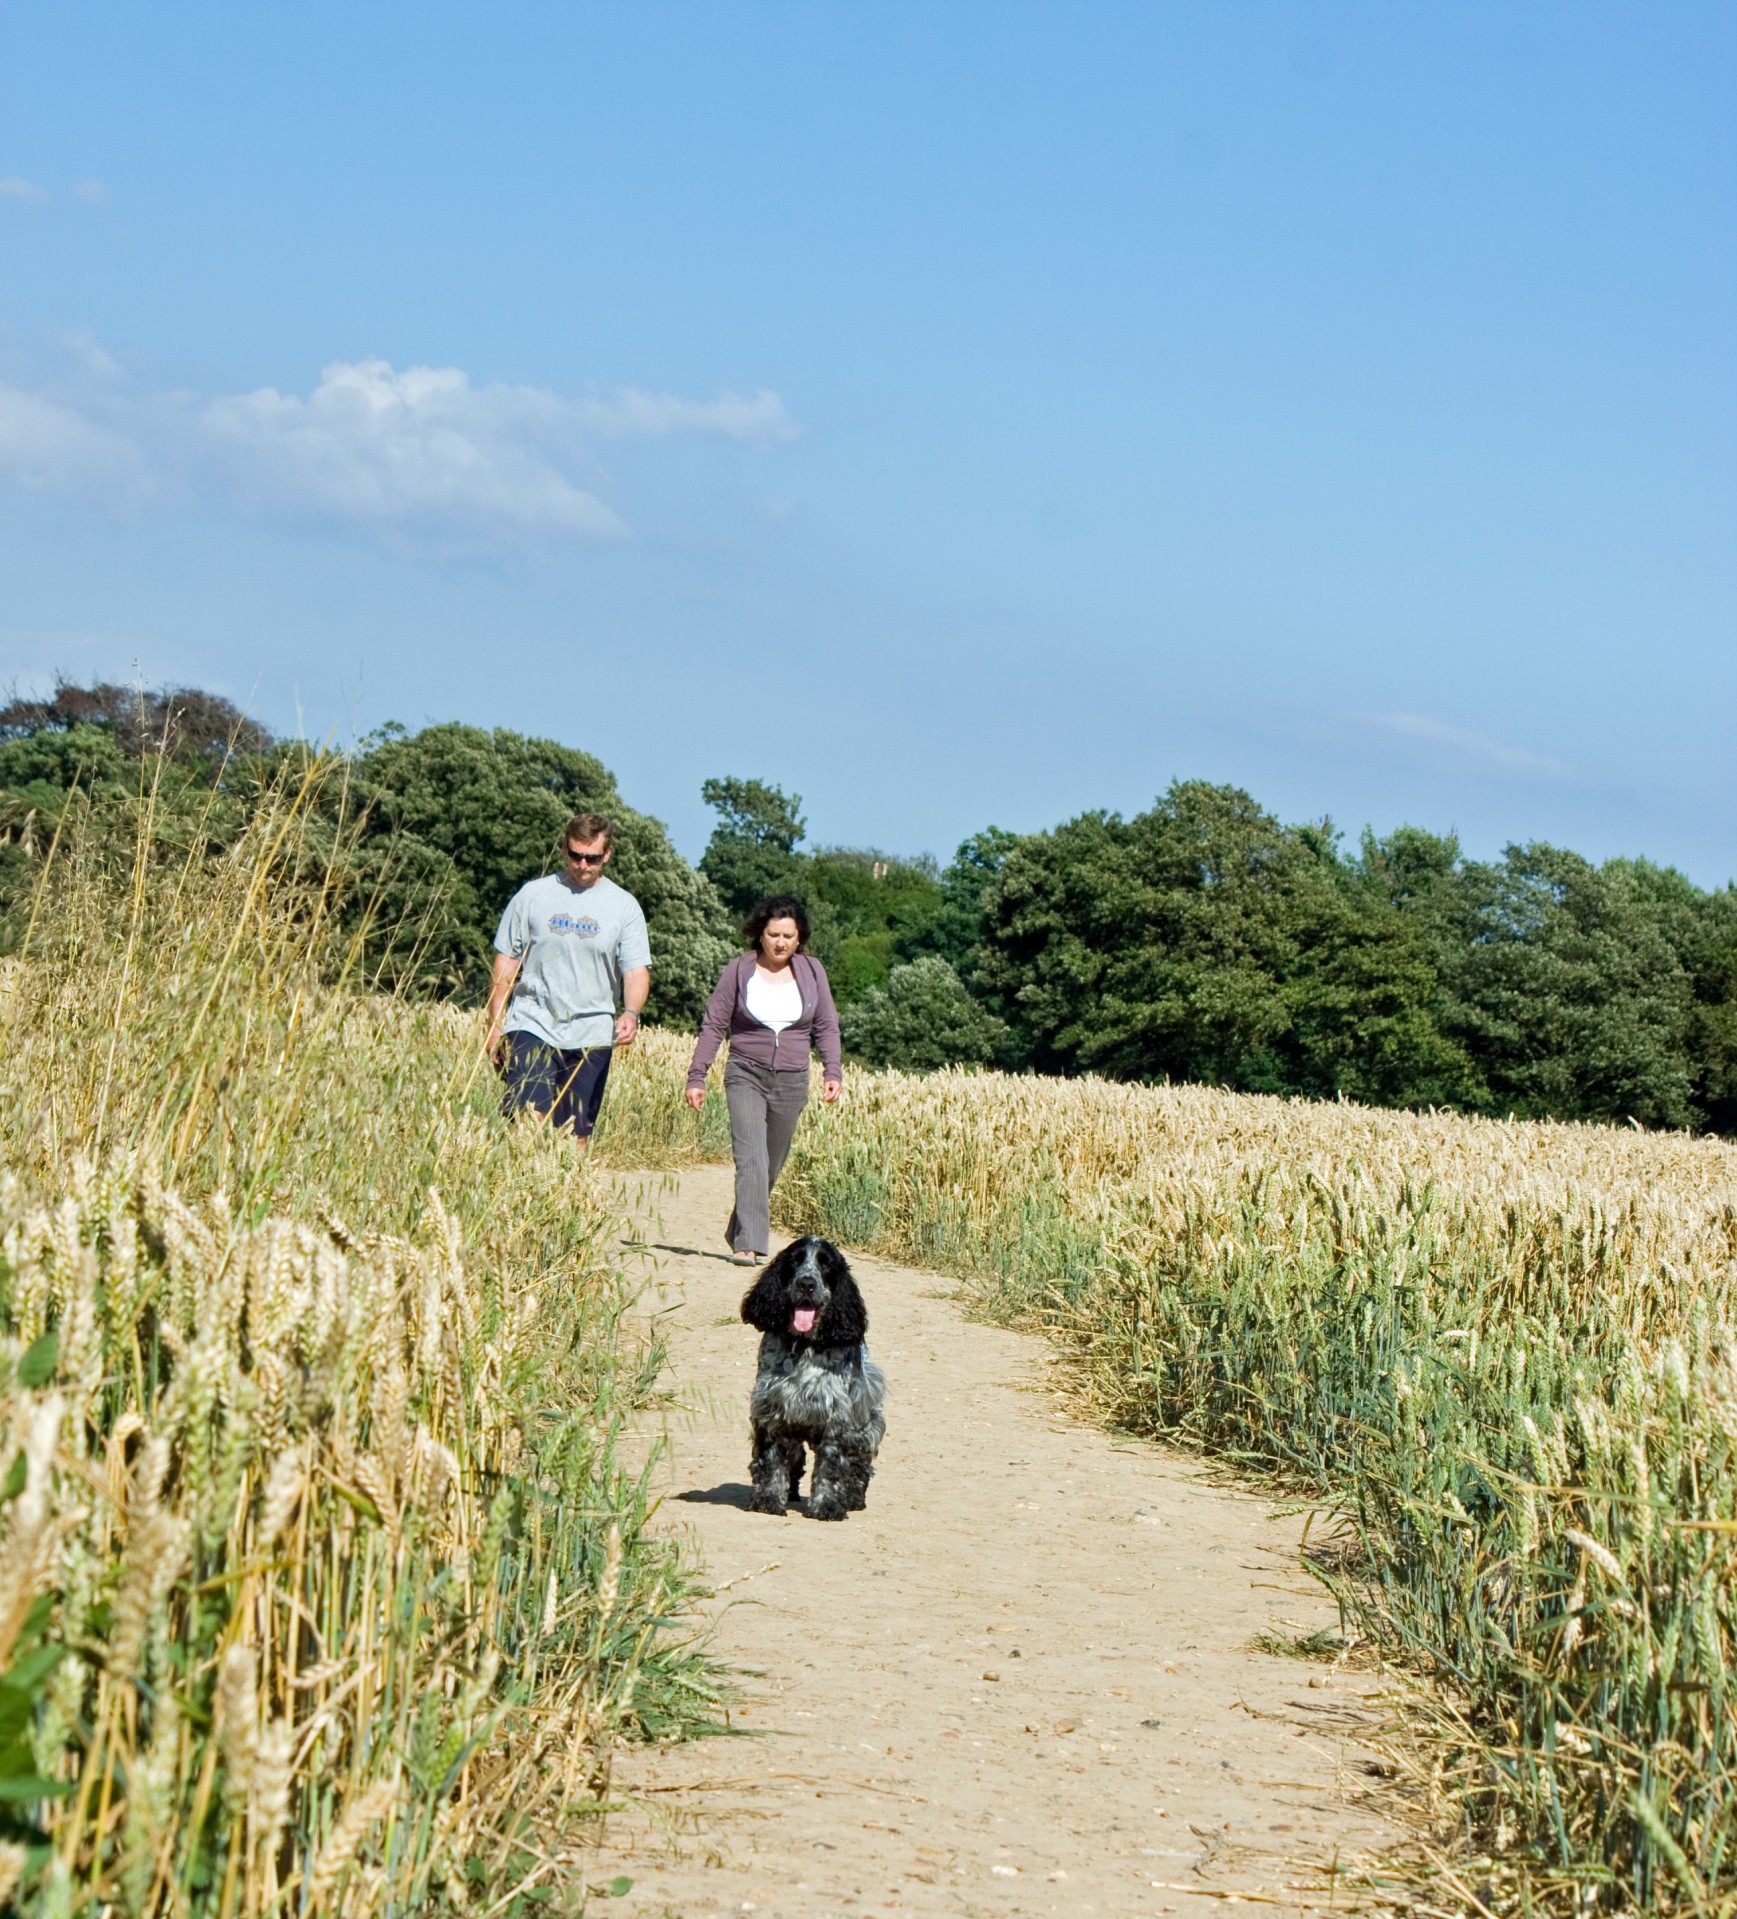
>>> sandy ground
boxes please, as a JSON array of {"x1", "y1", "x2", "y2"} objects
[{"x1": 589, "y1": 1166, "x2": 1412, "y2": 1918}]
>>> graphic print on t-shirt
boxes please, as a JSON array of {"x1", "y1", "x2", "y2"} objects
[{"x1": 547, "y1": 913, "x2": 601, "y2": 938}]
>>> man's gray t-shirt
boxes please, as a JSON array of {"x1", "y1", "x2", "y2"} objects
[{"x1": 494, "y1": 873, "x2": 652, "y2": 1050}]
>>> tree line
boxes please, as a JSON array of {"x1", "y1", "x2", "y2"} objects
[
  {"x1": 694, "y1": 772, "x2": 1737, "y2": 1133},
  {"x1": 4, "y1": 681, "x2": 1733, "y2": 1133}
]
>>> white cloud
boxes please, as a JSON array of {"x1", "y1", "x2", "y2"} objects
[
  {"x1": 1364, "y1": 711, "x2": 1573, "y2": 778},
  {"x1": 203, "y1": 359, "x2": 627, "y2": 539},
  {"x1": 0, "y1": 353, "x2": 798, "y2": 545},
  {"x1": 75, "y1": 179, "x2": 108, "y2": 203},
  {"x1": 577, "y1": 386, "x2": 798, "y2": 443},
  {"x1": 0, "y1": 176, "x2": 47, "y2": 203},
  {"x1": 0, "y1": 383, "x2": 150, "y2": 495}
]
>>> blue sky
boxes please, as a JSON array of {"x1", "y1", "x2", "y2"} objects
[{"x1": 3, "y1": 3, "x2": 1733, "y2": 882}]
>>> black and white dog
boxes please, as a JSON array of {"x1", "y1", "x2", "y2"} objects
[{"x1": 740, "y1": 1238, "x2": 886, "y2": 1521}]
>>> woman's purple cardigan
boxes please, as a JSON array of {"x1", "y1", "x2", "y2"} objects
[{"x1": 686, "y1": 951, "x2": 843, "y2": 1089}]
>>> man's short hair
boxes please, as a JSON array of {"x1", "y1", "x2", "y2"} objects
[{"x1": 565, "y1": 812, "x2": 613, "y2": 848}]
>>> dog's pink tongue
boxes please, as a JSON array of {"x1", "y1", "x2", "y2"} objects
[{"x1": 792, "y1": 1307, "x2": 817, "y2": 1334}]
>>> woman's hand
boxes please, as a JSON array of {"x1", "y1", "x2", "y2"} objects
[
  {"x1": 684, "y1": 1085, "x2": 706, "y2": 1112},
  {"x1": 822, "y1": 1077, "x2": 842, "y2": 1104}
]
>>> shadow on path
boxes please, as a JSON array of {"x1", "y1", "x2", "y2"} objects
[
  {"x1": 675, "y1": 1482, "x2": 760, "y2": 1511},
  {"x1": 638, "y1": 1240, "x2": 755, "y2": 1268}
]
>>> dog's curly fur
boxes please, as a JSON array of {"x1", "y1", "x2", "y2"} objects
[{"x1": 741, "y1": 1238, "x2": 886, "y2": 1521}]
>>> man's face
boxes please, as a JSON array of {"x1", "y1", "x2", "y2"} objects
[{"x1": 564, "y1": 834, "x2": 612, "y2": 889}]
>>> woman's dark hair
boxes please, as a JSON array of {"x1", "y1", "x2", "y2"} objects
[{"x1": 742, "y1": 894, "x2": 810, "y2": 949}]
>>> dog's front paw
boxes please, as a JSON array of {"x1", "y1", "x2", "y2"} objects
[
  {"x1": 746, "y1": 1489, "x2": 789, "y2": 1516},
  {"x1": 809, "y1": 1495, "x2": 848, "y2": 1522}
]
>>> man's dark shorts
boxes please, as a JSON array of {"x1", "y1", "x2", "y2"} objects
[{"x1": 499, "y1": 1034, "x2": 613, "y2": 1138}]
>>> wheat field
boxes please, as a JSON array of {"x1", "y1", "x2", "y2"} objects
[
  {"x1": 760, "y1": 1067, "x2": 1737, "y2": 1913},
  {"x1": 0, "y1": 768, "x2": 724, "y2": 1916}
]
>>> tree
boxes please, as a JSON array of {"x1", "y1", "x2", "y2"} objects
[
  {"x1": 0, "y1": 696, "x2": 737, "y2": 1022},
  {"x1": 974, "y1": 809, "x2": 1136, "y2": 1073},
  {"x1": 0, "y1": 693, "x2": 281, "y2": 954},
  {"x1": 0, "y1": 678, "x2": 274, "y2": 769},
  {"x1": 1101, "y1": 782, "x2": 1311, "y2": 1086},
  {"x1": 804, "y1": 848, "x2": 946, "y2": 1004},
  {"x1": 1443, "y1": 845, "x2": 1695, "y2": 1128},
  {"x1": 840, "y1": 956, "x2": 1008, "y2": 1071},
  {"x1": 1606, "y1": 861, "x2": 1737, "y2": 1134},
  {"x1": 975, "y1": 785, "x2": 1466, "y2": 1102},
  {"x1": 697, "y1": 777, "x2": 971, "y2": 1008},
  {"x1": 892, "y1": 827, "x2": 1021, "y2": 977},
  {"x1": 4, "y1": 681, "x2": 1730, "y2": 1127},
  {"x1": 1278, "y1": 831, "x2": 1478, "y2": 1108},
  {"x1": 699, "y1": 777, "x2": 808, "y2": 917}
]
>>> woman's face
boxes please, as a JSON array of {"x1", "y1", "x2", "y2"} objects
[{"x1": 759, "y1": 917, "x2": 801, "y2": 965}]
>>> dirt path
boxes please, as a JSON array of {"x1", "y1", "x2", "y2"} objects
[{"x1": 592, "y1": 1166, "x2": 1411, "y2": 1918}]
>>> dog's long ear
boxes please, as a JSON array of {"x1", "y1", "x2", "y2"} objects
[
  {"x1": 741, "y1": 1246, "x2": 795, "y2": 1333},
  {"x1": 815, "y1": 1243, "x2": 867, "y2": 1345}
]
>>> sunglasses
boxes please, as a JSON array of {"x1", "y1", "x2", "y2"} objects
[{"x1": 565, "y1": 848, "x2": 608, "y2": 866}]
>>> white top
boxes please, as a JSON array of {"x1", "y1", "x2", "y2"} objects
[{"x1": 745, "y1": 966, "x2": 803, "y2": 1033}]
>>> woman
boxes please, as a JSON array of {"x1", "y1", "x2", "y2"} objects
[{"x1": 686, "y1": 894, "x2": 842, "y2": 1264}]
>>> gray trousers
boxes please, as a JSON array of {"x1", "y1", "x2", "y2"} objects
[{"x1": 725, "y1": 1058, "x2": 810, "y2": 1255}]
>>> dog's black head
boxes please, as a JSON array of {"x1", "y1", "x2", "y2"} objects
[{"x1": 741, "y1": 1237, "x2": 867, "y2": 1347}]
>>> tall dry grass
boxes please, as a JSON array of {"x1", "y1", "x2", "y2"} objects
[
  {"x1": 749, "y1": 1067, "x2": 1737, "y2": 1913},
  {"x1": 589, "y1": 1031, "x2": 732, "y2": 1170},
  {"x1": 0, "y1": 759, "x2": 721, "y2": 1916}
]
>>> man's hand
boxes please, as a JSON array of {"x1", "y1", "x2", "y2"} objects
[
  {"x1": 485, "y1": 1023, "x2": 506, "y2": 1067},
  {"x1": 822, "y1": 1077, "x2": 842, "y2": 1104},
  {"x1": 614, "y1": 1009, "x2": 641, "y2": 1048},
  {"x1": 684, "y1": 1085, "x2": 706, "y2": 1112}
]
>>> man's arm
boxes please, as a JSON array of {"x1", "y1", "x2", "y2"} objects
[
  {"x1": 485, "y1": 952, "x2": 521, "y2": 1059},
  {"x1": 615, "y1": 965, "x2": 651, "y2": 1046}
]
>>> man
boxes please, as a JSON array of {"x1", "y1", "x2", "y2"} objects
[{"x1": 485, "y1": 812, "x2": 651, "y2": 1147}]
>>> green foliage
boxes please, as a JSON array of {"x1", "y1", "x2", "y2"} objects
[
  {"x1": 971, "y1": 781, "x2": 1729, "y2": 1130},
  {"x1": 839, "y1": 955, "x2": 1008, "y2": 1070},
  {"x1": 0, "y1": 677, "x2": 273, "y2": 768},
  {"x1": 1442, "y1": 845, "x2": 1695, "y2": 1127},
  {"x1": 698, "y1": 776, "x2": 808, "y2": 917},
  {"x1": 974, "y1": 783, "x2": 1464, "y2": 1102},
  {"x1": 891, "y1": 828, "x2": 1021, "y2": 976},
  {"x1": 0, "y1": 719, "x2": 284, "y2": 960},
  {"x1": 804, "y1": 849, "x2": 947, "y2": 1004},
  {"x1": 1353, "y1": 830, "x2": 1715, "y2": 1127},
  {"x1": 1603, "y1": 860, "x2": 1737, "y2": 1135}
]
